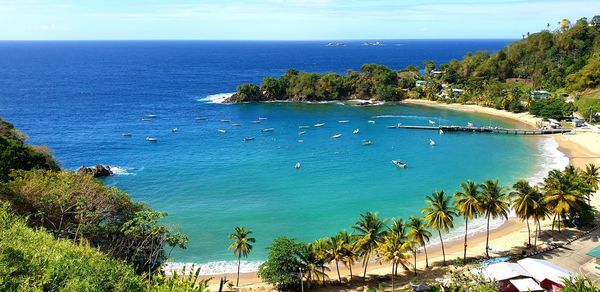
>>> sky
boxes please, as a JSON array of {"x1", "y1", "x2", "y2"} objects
[{"x1": 0, "y1": 0, "x2": 598, "y2": 40}]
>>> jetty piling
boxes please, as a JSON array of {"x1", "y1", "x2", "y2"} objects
[{"x1": 397, "y1": 125, "x2": 572, "y2": 135}]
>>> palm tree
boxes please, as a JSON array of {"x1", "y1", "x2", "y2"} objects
[
  {"x1": 530, "y1": 187, "x2": 548, "y2": 248},
  {"x1": 453, "y1": 181, "x2": 482, "y2": 263},
  {"x1": 422, "y1": 191, "x2": 456, "y2": 265},
  {"x1": 338, "y1": 230, "x2": 358, "y2": 284},
  {"x1": 544, "y1": 169, "x2": 584, "y2": 231},
  {"x1": 378, "y1": 233, "x2": 411, "y2": 291},
  {"x1": 228, "y1": 226, "x2": 256, "y2": 286},
  {"x1": 581, "y1": 164, "x2": 600, "y2": 204},
  {"x1": 480, "y1": 179, "x2": 510, "y2": 258},
  {"x1": 511, "y1": 180, "x2": 537, "y2": 247},
  {"x1": 312, "y1": 237, "x2": 332, "y2": 285},
  {"x1": 353, "y1": 212, "x2": 386, "y2": 279},
  {"x1": 296, "y1": 243, "x2": 328, "y2": 289},
  {"x1": 326, "y1": 233, "x2": 347, "y2": 283},
  {"x1": 407, "y1": 216, "x2": 432, "y2": 269}
]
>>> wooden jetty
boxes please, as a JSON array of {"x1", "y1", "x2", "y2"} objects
[{"x1": 398, "y1": 125, "x2": 572, "y2": 135}]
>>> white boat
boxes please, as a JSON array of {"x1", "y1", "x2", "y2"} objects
[
  {"x1": 429, "y1": 139, "x2": 436, "y2": 146},
  {"x1": 353, "y1": 129, "x2": 360, "y2": 134},
  {"x1": 261, "y1": 128, "x2": 275, "y2": 132},
  {"x1": 141, "y1": 118, "x2": 151, "y2": 121},
  {"x1": 299, "y1": 125, "x2": 310, "y2": 129},
  {"x1": 221, "y1": 119, "x2": 231, "y2": 123},
  {"x1": 297, "y1": 140, "x2": 304, "y2": 143},
  {"x1": 258, "y1": 117, "x2": 267, "y2": 120},
  {"x1": 171, "y1": 128, "x2": 178, "y2": 132},
  {"x1": 361, "y1": 140, "x2": 373, "y2": 146},
  {"x1": 467, "y1": 122, "x2": 474, "y2": 127},
  {"x1": 195, "y1": 116, "x2": 207, "y2": 120},
  {"x1": 314, "y1": 123, "x2": 325, "y2": 127},
  {"x1": 231, "y1": 123, "x2": 241, "y2": 126},
  {"x1": 146, "y1": 137, "x2": 158, "y2": 142},
  {"x1": 439, "y1": 129, "x2": 444, "y2": 134},
  {"x1": 122, "y1": 132, "x2": 132, "y2": 137},
  {"x1": 429, "y1": 120, "x2": 436, "y2": 125},
  {"x1": 331, "y1": 134, "x2": 342, "y2": 139},
  {"x1": 250, "y1": 120, "x2": 261, "y2": 124},
  {"x1": 368, "y1": 120, "x2": 376, "y2": 124},
  {"x1": 217, "y1": 129, "x2": 226, "y2": 133},
  {"x1": 295, "y1": 162, "x2": 301, "y2": 169},
  {"x1": 338, "y1": 120, "x2": 350, "y2": 123},
  {"x1": 298, "y1": 131, "x2": 306, "y2": 135},
  {"x1": 145, "y1": 114, "x2": 157, "y2": 119},
  {"x1": 244, "y1": 136, "x2": 255, "y2": 141},
  {"x1": 391, "y1": 160, "x2": 407, "y2": 168}
]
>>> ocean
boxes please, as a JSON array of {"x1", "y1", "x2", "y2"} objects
[{"x1": 0, "y1": 40, "x2": 568, "y2": 274}]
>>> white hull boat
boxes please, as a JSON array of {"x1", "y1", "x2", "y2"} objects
[
  {"x1": 331, "y1": 134, "x2": 342, "y2": 139},
  {"x1": 391, "y1": 160, "x2": 407, "y2": 168}
]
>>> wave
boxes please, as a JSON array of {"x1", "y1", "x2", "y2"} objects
[
  {"x1": 163, "y1": 260, "x2": 263, "y2": 276},
  {"x1": 109, "y1": 166, "x2": 135, "y2": 176},
  {"x1": 197, "y1": 92, "x2": 235, "y2": 104},
  {"x1": 526, "y1": 137, "x2": 569, "y2": 186}
]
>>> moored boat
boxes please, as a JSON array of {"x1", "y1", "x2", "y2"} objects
[
  {"x1": 391, "y1": 160, "x2": 407, "y2": 168},
  {"x1": 122, "y1": 132, "x2": 132, "y2": 137},
  {"x1": 195, "y1": 116, "x2": 208, "y2": 120},
  {"x1": 314, "y1": 123, "x2": 325, "y2": 127},
  {"x1": 295, "y1": 162, "x2": 301, "y2": 169},
  {"x1": 231, "y1": 123, "x2": 241, "y2": 126},
  {"x1": 331, "y1": 134, "x2": 342, "y2": 139},
  {"x1": 217, "y1": 129, "x2": 226, "y2": 133},
  {"x1": 298, "y1": 131, "x2": 306, "y2": 135},
  {"x1": 361, "y1": 140, "x2": 373, "y2": 146},
  {"x1": 338, "y1": 120, "x2": 350, "y2": 123},
  {"x1": 221, "y1": 119, "x2": 231, "y2": 123},
  {"x1": 258, "y1": 117, "x2": 267, "y2": 120},
  {"x1": 353, "y1": 129, "x2": 359, "y2": 134},
  {"x1": 368, "y1": 120, "x2": 375, "y2": 124},
  {"x1": 244, "y1": 136, "x2": 255, "y2": 141},
  {"x1": 299, "y1": 125, "x2": 310, "y2": 129},
  {"x1": 261, "y1": 128, "x2": 275, "y2": 132},
  {"x1": 146, "y1": 137, "x2": 158, "y2": 142},
  {"x1": 439, "y1": 129, "x2": 444, "y2": 134},
  {"x1": 429, "y1": 139, "x2": 436, "y2": 146},
  {"x1": 172, "y1": 128, "x2": 178, "y2": 132},
  {"x1": 429, "y1": 120, "x2": 436, "y2": 125}
]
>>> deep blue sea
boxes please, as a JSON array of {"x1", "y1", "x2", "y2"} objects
[{"x1": 0, "y1": 40, "x2": 568, "y2": 274}]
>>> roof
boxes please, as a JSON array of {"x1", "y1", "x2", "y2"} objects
[
  {"x1": 509, "y1": 278, "x2": 544, "y2": 292},
  {"x1": 516, "y1": 258, "x2": 575, "y2": 285},
  {"x1": 480, "y1": 262, "x2": 532, "y2": 281}
]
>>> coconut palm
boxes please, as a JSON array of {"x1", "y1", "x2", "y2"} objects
[
  {"x1": 338, "y1": 230, "x2": 359, "y2": 284},
  {"x1": 388, "y1": 217, "x2": 405, "y2": 238},
  {"x1": 312, "y1": 237, "x2": 332, "y2": 285},
  {"x1": 228, "y1": 226, "x2": 256, "y2": 286},
  {"x1": 544, "y1": 169, "x2": 584, "y2": 231},
  {"x1": 326, "y1": 233, "x2": 347, "y2": 283},
  {"x1": 511, "y1": 180, "x2": 538, "y2": 247},
  {"x1": 296, "y1": 243, "x2": 328, "y2": 289},
  {"x1": 422, "y1": 191, "x2": 456, "y2": 265},
  {"x1": 530, "y1": 187, "x2": 548, "y2": 248},
  {"x1": 581, "y1": 164, "x2": 600, "y2": 204},
  {"x1": 480, "y1": 179, "x2": 510, "y2": 258},
  {"x1": 352, "y1": 212, "x2": 386, "y2": 279},
  {"x1": 407, "y1": 216, "x2": 432, "y2": 268},
  {"x1": 453, "y1": 181, "x2": 482, "y2": 262},
  {"x1": 378, "y1": 233, "x2": 411, "y2": 291}
]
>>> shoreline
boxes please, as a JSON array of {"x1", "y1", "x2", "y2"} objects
[{"x1": 190, "y1": 98, "x2": 600, "y2": 289}]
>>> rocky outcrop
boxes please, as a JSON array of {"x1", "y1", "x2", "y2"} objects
[{"x1": 77, "y1": 164, "x2": 113, "y2": 177}]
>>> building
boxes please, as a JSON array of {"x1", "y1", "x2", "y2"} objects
[
  {"x1": 479, "y1": 258, "x2": 575, "y2": 292},
  {"x1": 591, "y1": 15, "x2": 600, "y2": 27},
  {"x1": 531, "y1": 90, "x2": 549, "y2": 100},
  {"x1": 415, "y1": 80, "x2": 429, "y2": 87}
]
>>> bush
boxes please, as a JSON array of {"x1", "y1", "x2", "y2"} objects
[{"x1": 258, "y1": 237, "x2": 303, "y2": 291}]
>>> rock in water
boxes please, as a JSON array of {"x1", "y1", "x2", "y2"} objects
[{"x1": 77, "y1": 164, "x2": 113, "y2": 177}]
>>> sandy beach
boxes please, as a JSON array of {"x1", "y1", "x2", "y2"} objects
[{"x1": 208, "y1": 99, "x2": 600, "y2": 291}]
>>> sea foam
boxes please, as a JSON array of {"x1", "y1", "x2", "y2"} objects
[
  {"x1": 198, "y1": 93, "x2": 235, "y2": 104},
  {"x1": 163, "y1": 260, "x2": 263, "y2": 276}
]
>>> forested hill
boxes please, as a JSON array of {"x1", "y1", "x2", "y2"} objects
[{"x1": 226, "y1": 16, "x2": 600, "y2": 108}]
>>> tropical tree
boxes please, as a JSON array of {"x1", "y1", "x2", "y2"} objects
[
  {"x1": 228, "y1": 226, "x2": 256, "y2": 286},
  {"x1": 295, "y1": 243, "x2": 328, "y2": 289},
  {"x1": 422, "y1": 191, "x2": 456, "y2": 265},
  {"x1": 352, "y1": 212, "x2": 386, "y2": 279},
  {"x1": 511, "y1": 180, "x2": 539, "y2": 247},
  {"x1": 480, "y1": 180, "x2": 510, "y2": 258},
  {"x1": 453, "y1": 181, "x2": 482, "y2": 262},
  {"x1": 544, "y1": 169, "x2": 585, "y2": 231},
  {"x1": 530, "y1": 188, "x2": 548, "y2": 248},
  {"x1": 581, "y1": 164, "x2": 600, "y2": 204},
  {"x1": 338, "y1": 231, "x2": 359, "y2": 284},
  {"x1": 326, "y1": 233, "x2": 347, "y2": 283},
  {"x1": 407, "y1": 216, "x2": 432, "y2": 268},
  {"x1": 378, "y1": 233, "x2": 411, "y2": 291},
  {"x1": 312, "y1": 237, "x2": 331, "y2": 285}
]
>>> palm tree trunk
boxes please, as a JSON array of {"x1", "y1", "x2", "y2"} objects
[
  {"x1": 534, "y1": 219, "x2": 540, "y2": 248},
  {"x1": 551, "y1": 214, "x2": 556, "y2": 231},
  {"x1": 485, "y1": 213, "x2": 490, "y2": 259},
  {"x1": 526, "y1": 218, "x2": 531, "y2": 247},
  {"x1": 363, "y1": 252, "x2": 370, "y2": 279},
  {"x1": 335, "y1": 259, "x2": 341, "y2": 283},
  {"x1": 348, "y1": 262, "x2": 353, "y2": 285},
  {"x1": 558, "y1": 213, "x2": 562, "y2": 232},
  {"x1": 413, "y1": 250, "x2": 417, "y2": 275},
  {"x1": 438, "y1": 230, "x2": 447, "y2": 266},
  {"x1": 391, "y1": 263, "x2": 395, "y2": 292},
  {"x1": 424, "y1": 244, "x2": 429, "y2": 268},
  {"x1": 321, "y1": 266, "x2": 325, "y2": 285},
  {"x1": 236, "y1": 255, "x2": 241, "y2": 286},
  {"x1": 463, "y1": 218, "x2": 469, "y2": 263}
]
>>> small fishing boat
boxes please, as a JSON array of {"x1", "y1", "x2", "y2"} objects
[
  {"x1": 231, "y1": 123, "x2": 241, "y2": 126},
  {"x1": 221, "y1": 119, "x2": 231, "y2": 123},
  {"x1": 141, "y1": 118, "x2": 151, "y2": 121},
  {"x1": 297, "y1": 140, "x2": 304, "y2": 143},
  {"x1": 298, "y1": 131, "x2": 306, "y2": 135},
  {"x1": 314, "y1": 123, "x2": 325, "y2": 127},
  {"x1": 122, "y1": 132, "x2": 132, "y2": 137},
  {"x1": 353, "y1": 129, "x2": 360, "y2": 134},
  {"x1": 331, "y1": 134, "x2": 342, "y2": 139},
  {"x1": 172, "y1": 128, "x2": 178, "y2": 132},
  {"x1": 338, "y1": 120, "x2": 350, "y2": 123},
  {"x1": 368, "y1": 120, "x2": 376, "y2": 124},
  {"x1": 299, "y1": 125, "x2": 310, "y2": 129},
  {"x1": 361, "y1": 140, "x2": 373, "y2": 146},
  {"x1": 295, "y1": 162, "x2": 301, "y2": 169},
  {"x1": 429, "y1": 139, "x2": 436, "y2": 146},
  {"x1": 391, "y1": 160, "x2": 407, "y2": 168},
  {"x1": 261, "y1": 128, "x2": 275, "y2": 132},
  {"x1": 146, "y1": 137, "x2": 158, "y2": 142},
  {"x1": 217, "y1": 129, "x2": 226, "y2": 133},
  {"x1": 439, "y1": 129, "x2": 444, "y2": 134},
  {"x1": 250, "y1": 120, "x2": 261, "y2": 124},
  {"x1": 195, "y1": 116, "x2": 207, "y2": 120},
  {"x1": 429, "y1": 120, "x2": 436, "y2": 125},
  {"x1": 258, "y1": 117, "x2": 267, "y2": 120},
  {"x1": 244, "y1": 136, "x2": 255, "y2": 141},
  {"x1": 145, "y1": 114, "x2": 157, "y2": 119},
  {"x1": 467, "y1": 122, "x2": 474, "y2": 127}
]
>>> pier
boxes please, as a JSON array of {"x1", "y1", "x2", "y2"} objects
[{"x1": 398, "y1": 125, "x2": 572, "y2": 135}]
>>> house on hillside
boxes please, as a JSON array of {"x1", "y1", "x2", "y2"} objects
[
  {"x1": 478, "y1": 258, "x2": 575, "y2": 292},
  {"x1": 531, "y1": 90, "x2": 550, "y2": 100},
  {"x1": 430, "y1": 70, "x2": 444, "y2": 77},
  {"x1": 415, "y1": 80, "x2": 429, "y2": 87},
  {"x1": 591, "y1": 15, "x2": 600, "y2": 27}
]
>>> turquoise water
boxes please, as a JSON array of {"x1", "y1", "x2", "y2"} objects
[
  {"x1": 587, "y1": 245, "x2": 600, "y2": 258},
  {"x1": 98, "y1": 101, "x2": 558, "y2": 273}
]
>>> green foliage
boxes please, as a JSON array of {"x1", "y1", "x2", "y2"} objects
[
  {"x1": 561, "y1": 276, "x2": 600, "y2": 292},
  {"x1": 1, "y1": 169, "x2": 187, "y2": 274},
  {"x1": 235, "y1": 83, "x2": 262, "y2": 102},
  {"x1": 257, "y1": 237, "x2": 303, "y2": 291},
  {"x1": 0, "y1": 118, "x2": 59, "y2": 182},
  {"x1": 529, "y1": 98, "x2": 575, "y2": 119}
]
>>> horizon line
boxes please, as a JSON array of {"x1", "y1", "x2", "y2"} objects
[{"x1": 0, "y1": 38, "x2": 518, "y2": 42}]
